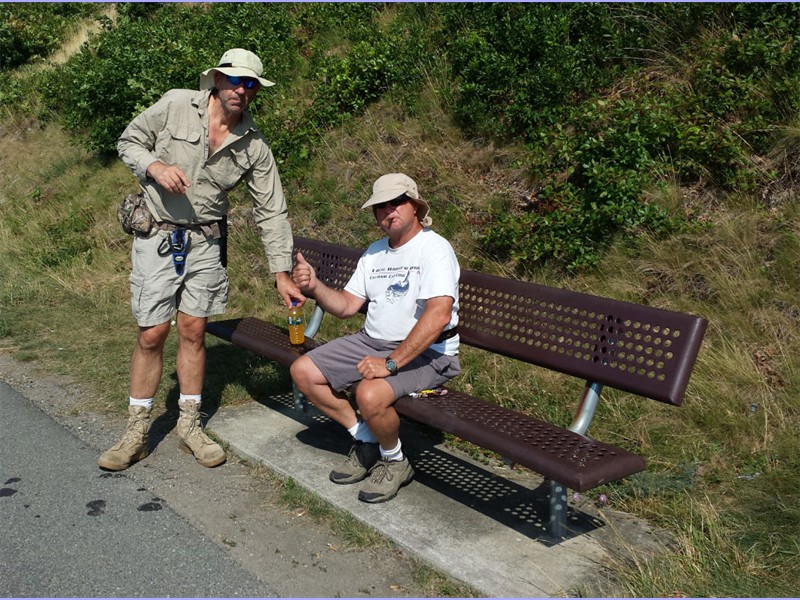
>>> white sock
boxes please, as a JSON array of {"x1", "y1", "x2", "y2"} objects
[
  {"x1": 347, "y1": 421, "x2": 378, "y2": 444},
  {"x1": 179, "y1": 393, "x2": 202, "y2": 407},
  {"x1": 129, "y1": 397, "x2": 153, "y2": 410},
  {"x1": 380, "y1": 440, "x2": 404, "y2": 462},
  {"x1": 354, "y1": 421, "x2": 378, "y2": 444}
]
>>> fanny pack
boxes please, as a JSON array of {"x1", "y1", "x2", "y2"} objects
[{"x1": 118, "y1": 193, "x2": 156, "y2": 237}]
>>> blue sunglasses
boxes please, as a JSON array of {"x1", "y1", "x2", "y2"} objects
[{"x1": 226, "y1": 75, "x2": 259, "y2": 90}]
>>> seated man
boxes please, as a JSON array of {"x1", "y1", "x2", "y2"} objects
[{"x1": 290, "y1": 173, "x2": 461, "y2": 503}]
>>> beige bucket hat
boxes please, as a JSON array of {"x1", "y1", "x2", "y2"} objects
[
  {"x1": 199, "y1": 48, "x2": 275, "y2": 90},
  {"x1": 361, "y1": 173, "x2": 432, "y2": 227}
]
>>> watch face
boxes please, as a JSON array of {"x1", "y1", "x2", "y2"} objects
[{"x1": 386, "y1": 358, "x2": 398, "y2": 373}]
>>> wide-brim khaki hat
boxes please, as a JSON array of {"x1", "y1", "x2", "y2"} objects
[
  {"x1": 199, "y1": 48, "x2": 275, "y2": 90},
  {"x1": 361, "y1": 173, "x2": 432, "y2": 227}
]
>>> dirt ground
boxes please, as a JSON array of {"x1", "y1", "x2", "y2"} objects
[{"x1": 0, "y1": 353, "x2": 451, "y2": 598}]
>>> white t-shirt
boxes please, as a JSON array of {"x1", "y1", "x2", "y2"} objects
[{"x1": 344, "y1": 229, "x2": 460, "y2": 355}]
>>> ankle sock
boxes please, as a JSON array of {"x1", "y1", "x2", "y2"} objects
[
  {"x1": 129, "y1": 397, "x2": 153, "y2": 410},
  {"x1": 179, "y1": 393, "x2": 202, "y2": 407},
  {"x1": 354, "y1": 421, "x2": 378, "y2": 444},
  {"x1": 348, "y1": 421, "x2": 378, "y2": 444},
  {"x1": 380, "y1": 440, "x2": 404, "y2": 462}
]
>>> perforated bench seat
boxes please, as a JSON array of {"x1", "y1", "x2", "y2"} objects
[
  {"x1": 394, "y1": 391, "x2": 645, "y2": 492},
  {"x1": 206, "y1": 317, "x2": 319, "y2": 367}
]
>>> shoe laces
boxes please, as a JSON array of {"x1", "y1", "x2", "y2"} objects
[
  {"x1": 346, "y1": 445, "x2": 361, "y2": 466},
  {"x1": 179, "y1": 406, "x2": 206, "y2": 428},
  {"x1": 368, "y1": 459, "x2": 392, "y2": 483},
  {"x1": 118, "y1": 416, "x2": 148, "y2": 445},
  {"x1": 181, "y1": 412, "x2": 216, "y2": 445}
]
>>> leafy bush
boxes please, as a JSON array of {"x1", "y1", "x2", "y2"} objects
[
  {"x1": 41, "y1": 3, "x2": 300, "y2": 155},
  {"x1": 0, "y1": 3, "x2": 99, "y2": 71},
  {"x1": 436, "y1": 3, "x2": 634, "y2": 140},
  {"x1": 473, "y1": 3, "x2": 800, "y2": 271}
]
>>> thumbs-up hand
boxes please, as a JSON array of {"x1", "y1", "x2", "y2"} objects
[{"x1": 292, "y1": 251, "x2": 317, "y2": 294}]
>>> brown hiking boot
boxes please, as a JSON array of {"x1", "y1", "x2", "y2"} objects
[
  {"x1": 329, "y1": 442, "x2": 380, "y2": 484},
  {"x1": 176, "y1": 399, "x2": 226, "y2": 468},
  {"x1": 97, "y1": 405, "x2": 151, "y2": 471},
  {"x1": 358, "y1": 456, "x2": 414, "y2": 503}
]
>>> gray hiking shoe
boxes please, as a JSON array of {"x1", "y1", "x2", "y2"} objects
[
  {"x1": 176, "y1": 399, "x2": 226, "y2": 468},
  {"x1": 329, "y1": 442, "x2": 380, "y2": 484},
  {"x1": 358, "y1": 457, "x2": 414, "y2": 503},
  {"x1": 97, "y1": 405, "x2": 151, "y2": 471}
]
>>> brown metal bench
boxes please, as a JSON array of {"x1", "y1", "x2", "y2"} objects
[{"x1": 207, "y1": 236, "x2": 707, "y2": 538}]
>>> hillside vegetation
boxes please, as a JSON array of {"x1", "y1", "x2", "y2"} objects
[{"x1": 1, "y1": 3, "x2": 799, "y2": 596}]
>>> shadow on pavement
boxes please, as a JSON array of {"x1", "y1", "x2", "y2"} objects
[{"x1": 258, "y1": 385, "x2": 605, "y2": 545}]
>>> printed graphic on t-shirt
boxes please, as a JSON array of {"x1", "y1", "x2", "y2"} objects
[{"x1": 368, "y1": 266, "x2": 420, "y2": 303}]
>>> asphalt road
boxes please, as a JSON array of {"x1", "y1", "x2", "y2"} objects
[{"x1": 0, "y1": 379, "x2": 278, "y2": 598}]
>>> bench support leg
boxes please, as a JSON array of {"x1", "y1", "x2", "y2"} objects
[
  {"x1": 292, "y1": 382, "x2": 308, "y2": 413},
  {"x1": 304, "y1": 305, "x2": 325, "y2": 338},
  {"x1": 548, "y1": 480, "x2": 568, "y2": 539},
  {"x1": 569, "y1": 381, "x2": 603, "y2": 436}
]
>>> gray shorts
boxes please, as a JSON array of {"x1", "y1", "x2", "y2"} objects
[
  {"x1": 129, "y1": 229, "x2": 229, "y2": 327},
  {"x1": 307, "y1": 330, "x2": 461, "y2": 399}
]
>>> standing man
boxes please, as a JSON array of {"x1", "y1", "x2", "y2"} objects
[
  {"x1": 99, "y1": 49, "x2": 302, "y2": 471},
  {"x1": 290, "y1": 173, "x2": 461, "y2": 503}
]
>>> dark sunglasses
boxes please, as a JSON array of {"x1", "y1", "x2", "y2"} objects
[
  {"x1": 226, "y1": 74, "x2": 259, "y2": 90},
  {"x1": 373, "y1": 196, "x2": 409, "y2": 210}
]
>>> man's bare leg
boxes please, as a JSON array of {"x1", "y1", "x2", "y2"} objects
[
  {"x1": 175, "y1": 311, "x2": 206, "y2": 395},
  {"x1": 129, "y1": 321, "x2": 171, "y2": 398},
  {"x1": 290, "y1": 355, "x2": 359, "y2": 428}
]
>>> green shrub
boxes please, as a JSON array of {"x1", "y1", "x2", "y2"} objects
[
  {"x1": 474, "y1": 3, "x2": 800, "y2": 271},
  {"x1": 0, "y1": 3, "x2": 100, "y2": 71},
  {"x1": 41, "y1": 3, "x2": 300, "y2": 155}
]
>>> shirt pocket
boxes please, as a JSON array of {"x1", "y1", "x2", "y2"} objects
[
  {"x1": 154, "y1": 123, "x2": 201, "y2": 166},
  {"x1": 209, "y1": 147, "x2": 253, "y2": 191}
]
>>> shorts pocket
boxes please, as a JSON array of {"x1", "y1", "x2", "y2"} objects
[
  {"x1": 203, "y1": 270, "x2": 229, "y2": 314},
  {"x1": 428, "y1": 351, "x2": 461, "y2": 380},
  {"x1": 129, "y1": 273, "x2": 145, "y2": 317}
]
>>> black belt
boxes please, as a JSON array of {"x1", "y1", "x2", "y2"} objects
[{"x1": 435, "y1": 327, "x2": 459, "y2": 344}]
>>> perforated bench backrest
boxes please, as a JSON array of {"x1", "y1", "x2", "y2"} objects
[
  {"x1": 294, "y1": 236, "x2": 707, "y2": 407},
  {"x1": 295, "y1": 236, "x2": 363, "y2": 293},
  {"x1": 458, "y1": 269, "x2": 706, "y2": 406}
]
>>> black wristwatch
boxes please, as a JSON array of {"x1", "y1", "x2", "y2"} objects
[{"x1": 385, "y1": 357, "x2": 398, "y2": 375}]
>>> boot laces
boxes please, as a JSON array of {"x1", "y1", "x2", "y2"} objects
[
  {"x1": 347, "y1": 444, "x2": 363, "y2": 467},
  {"x1": 180, "y1": 410, "x2": 215, "y2": 446},
  {"x1": 369, "y1": 459, "x2": 392, "y2": 483},
  {"x1": 116, "y1": 415, "x2": 147, "y2": 447}
]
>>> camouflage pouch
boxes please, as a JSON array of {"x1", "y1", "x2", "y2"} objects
[{"x1": 118, "y1": 193, "x2": 155, "y2": 236}]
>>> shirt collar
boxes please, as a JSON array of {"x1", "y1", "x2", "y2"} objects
[{"x1": 192, "y1": 88, "x2": 256, "y2": 135}]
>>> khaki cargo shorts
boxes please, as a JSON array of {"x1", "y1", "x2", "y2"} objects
[{"x1": 129, "y1": 229, "x2": 228, "y2": 327}]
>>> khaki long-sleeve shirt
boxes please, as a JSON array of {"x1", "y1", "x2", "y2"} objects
[{"x1": 117, "y1": 88, "x2": 292, "y2": 273}]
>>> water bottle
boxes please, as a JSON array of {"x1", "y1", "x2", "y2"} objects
[{"x1": 288, "y1": 301, "x2": 305, "y2": 345}]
